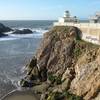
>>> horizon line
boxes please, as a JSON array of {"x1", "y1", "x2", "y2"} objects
[{"x1": 0, "y1": 18, "x2": 89, "y2": 21}]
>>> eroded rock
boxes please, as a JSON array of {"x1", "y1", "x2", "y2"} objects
[
  {"x1": 70, "y1": 49, "x2": 100, "y2": 100},
  {"x1": 22, "y1": 26, "x2": 100, "y2": 99}
]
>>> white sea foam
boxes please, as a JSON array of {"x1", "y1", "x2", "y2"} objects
[
  {"x1": 7, "y1": 31, "x2": 44, "y2": 39},
  {"x1": 0, "y1": 37, "x2": 18, "y2": 41},
  {"x1": 31, "y1": 28, "x2": 48, "y2": 33},
  {"x1": 8, "y1": 34, "x2": 34, "y2": 38},
  {"x1": 4, "y1": 31, "x2": 14, "y2": 35},
  {"x1": 12, "y1": 27, "x2": 48, "y2": 33},
  {"x1": 0, "y1": 28, "x2": 47, "y2": 41},
  {"x1": 33, "y1": 33, "x2": 43, "y2": 38}
]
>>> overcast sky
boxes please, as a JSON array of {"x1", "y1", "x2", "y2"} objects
[{"x1": 0, "y1": 0, "x2": 100, "y2": 20}]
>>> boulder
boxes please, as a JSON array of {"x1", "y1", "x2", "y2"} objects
[
  {"x1": 32, "y1": 82, "x2": 49, "y2": 94},
  {"x1": 12, "y1": 29, "x2": 33, "y2": 34},
  {"x1": 20, "y1": 79, "x2": 34, "y2": 87}
]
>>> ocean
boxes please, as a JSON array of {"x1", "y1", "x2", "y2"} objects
[{"x1": 0, "y1": 20, "x2": 54, "y2": 98}]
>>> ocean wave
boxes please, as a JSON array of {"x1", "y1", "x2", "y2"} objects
[
  {"x1": 0, "y1": 37, "x2": 18, "y2": 41},
  {"x1": 8, "y1": 33, "x2": 43, "y2": 38},
  {"x1": 8, "y1": 34, "x2": 34, "y2": 38},
  {"x1": 31, "y1": 28, "x2": 48, "y2": 33},
  {"x1": 2, "y1": 70, "x2": 21, "y2": 89},
  {"x1": 12, "y1": 27, "x2": 48, "y2": 34},
  {"x1": 0, "y1": 32, "x2": 43, "y2": 41},
  {"x1": 8, "y1": 31, "x2": 44, "y2": 38},
  {"x1": 4, "y1": 31, "x2": 14, "y2": 35},
  {"x1": 0, "y1": 28, "x2": 48, "y2": 41}
]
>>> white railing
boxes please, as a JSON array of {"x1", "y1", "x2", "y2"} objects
[{"x1": 54, "y1": 22, "x2": 100, "y2": 29}]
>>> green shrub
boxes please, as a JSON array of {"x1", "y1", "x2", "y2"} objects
[
  {"x1": 47, "y1": 91, "x2": 83, "y2": 100},
  {"x1": 55, "y1": 76, "x2": 62, "y2": 85},
  {"x1": 74, "y1": 47, "x2": 82, "y2": 58},
  {"x1": 63, "y1": 91, "x2": 83, "y2": 100},
  {"x1": 47, "y1": 92, "x2": 64, "y2": 100},
  {"x1": 48, "y1": 74, "x2": 56, "y2": 84},
  {"x1": 48, "y1": 73, "x2": 62, "y2": 85}
]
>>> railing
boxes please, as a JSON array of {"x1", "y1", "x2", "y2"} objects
[{"x1": 54, "y1": 22, "x2": 100, "y2": 29}]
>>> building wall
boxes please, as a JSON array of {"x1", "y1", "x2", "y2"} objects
[{"x1": 54, "y1": 22, "x2": 100, "y2": 45}]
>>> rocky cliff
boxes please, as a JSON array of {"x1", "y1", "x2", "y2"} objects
[{"x1": 21, "y1": 26, "x2": 100, "y2": 100}]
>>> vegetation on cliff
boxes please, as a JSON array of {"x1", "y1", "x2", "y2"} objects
[{"x1": 21, "y1": 26, "x2": 100, "y2": 100}]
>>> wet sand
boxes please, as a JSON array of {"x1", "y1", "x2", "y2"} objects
[{"x1": 1, "y1": 90, "x2": 39, "y2": 100}]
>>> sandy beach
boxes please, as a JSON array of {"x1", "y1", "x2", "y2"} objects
[{"x1": 1, "y1": 90, "x2": 39, "y2": 100}]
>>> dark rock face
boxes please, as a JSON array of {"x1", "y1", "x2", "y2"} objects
[
  {"x1": 22, "y1": 26, "x2": 100, "y2": 100},
  {"x1": 0, "y1": 23, "x2": 12, "y2": 37},
  {"x1": 0, "y1": 33, "x2": 8, "y2": 37},
  {"x1": 20, "y1": 57, "x2": 39, "y2": 87},
  {"x1": 20, "y1": 56, "x2": 47, "y2": 87},
  {"x1": 12, "y1": 29, "x2": 33, "y2": 34}
]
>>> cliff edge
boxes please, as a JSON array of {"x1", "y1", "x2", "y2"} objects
[{"x1": 21, "y1": 26, "x2": 100, "y2": 100}]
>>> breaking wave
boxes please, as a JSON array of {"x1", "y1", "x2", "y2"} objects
[{"x1": 0, "y1": 28, "x2": 48, "y2": 41}]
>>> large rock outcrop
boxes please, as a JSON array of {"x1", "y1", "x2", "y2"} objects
[
  {"x1": 12, "y1": 29, "x2": 33, "y2": 34},
  {"x1": 22, "y1": 26, "x2": 100, "y2": 100},
  {"x1": 36, "y1": 26, "x2": 79, "y2": 76},
  {"x1": 0, "y1": 23, "x2": 12, "y2": 37}
]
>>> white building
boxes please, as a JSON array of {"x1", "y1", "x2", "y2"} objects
[
  {"x1": 89, "y1": 12, "x2": 100, "y2": 23},
  {"x1": 54, "y1": 11, "x2": 100, "y2": 45},
  {"x1": 57, "y1": 11, "x2": 78, "y2": 23}
]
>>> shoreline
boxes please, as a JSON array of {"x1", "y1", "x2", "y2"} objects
[{"x1": 1, "y1": 88, "x2": 40, "y2": 100}]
